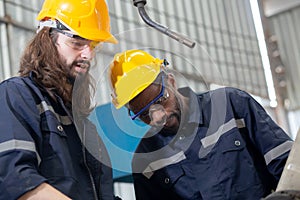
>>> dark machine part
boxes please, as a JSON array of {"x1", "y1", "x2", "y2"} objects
[{"x1": 133, "y1": 0, "x2": 196, "y2": 48}]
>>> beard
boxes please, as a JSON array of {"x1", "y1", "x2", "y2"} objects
[
  {"x1": 160, "y1": 112, "x2": 180, "y2": 133},
  {"x1": 64, "y1": 59, "x2": 91, "y2": 84}
]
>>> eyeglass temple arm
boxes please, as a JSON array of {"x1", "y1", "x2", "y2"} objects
[{"x1": 132, "y1": 0, "x2": 196, "y2": 49}]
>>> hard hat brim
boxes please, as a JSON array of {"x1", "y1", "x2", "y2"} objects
[{"x1": 114, "y1": 64, "x2": 161, "y2": 109}]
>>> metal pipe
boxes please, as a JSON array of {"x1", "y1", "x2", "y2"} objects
[{"x1": 133, "y1": 0, "x2": 196, "y2": 48}]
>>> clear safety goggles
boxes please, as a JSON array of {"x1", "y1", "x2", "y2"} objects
[{"x1": 53, "y1": 28, "x2": 100, "y2": 51}]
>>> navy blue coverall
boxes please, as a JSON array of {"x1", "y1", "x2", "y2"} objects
[
  {"x1": 0, "y1": 76, "x2": 114, "y2": 200},
  {"x1": 132, "y1": 87, "x2": 293, "y2": 200}
]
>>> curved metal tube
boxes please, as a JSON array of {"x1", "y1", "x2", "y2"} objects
[{"x1": 133, "y1": 0, "x2": 196, "y2": 48}]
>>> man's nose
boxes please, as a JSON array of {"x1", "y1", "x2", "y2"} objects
[
  {"x1": 80, "y1": 46, "x2": 94, "y2": 60},
  {"x1": 149, "y1": 105, "x2": 167, "y2": 126}
]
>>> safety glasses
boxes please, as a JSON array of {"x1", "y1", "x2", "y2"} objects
[
  {"x1": 128, "y1": 74, "x2": 169, "y2": 121},
  {"x1": 53, "y1": 28, "x2": 100, "y2": 51}
]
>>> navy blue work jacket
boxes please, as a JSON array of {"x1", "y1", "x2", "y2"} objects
[
  {"x1": 0, "y1": 76, "x2": 114, "y2": 200},
  {"x1": 132, "y1": 87, "x2": 293, "y2": 200}
]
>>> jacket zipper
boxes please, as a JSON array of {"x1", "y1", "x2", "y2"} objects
[{"x1": 56, "y1": 96, "x2": 99, "y2": 200}]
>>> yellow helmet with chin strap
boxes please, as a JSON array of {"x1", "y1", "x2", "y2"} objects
[
  {"x1": 37, "y1": 0, "x2": 117, "y2": 43},
  {"x1": 109, "y1": 49, "x2": 166, "y2": 109}
]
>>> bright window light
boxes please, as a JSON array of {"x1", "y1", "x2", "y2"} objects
[{"x1": 250, "y1": 0, "x2": 278, "y2": 108}]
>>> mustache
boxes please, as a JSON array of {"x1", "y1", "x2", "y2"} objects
[{"x1": 74, "y1": 60, "x2": 91, "y2": 69}]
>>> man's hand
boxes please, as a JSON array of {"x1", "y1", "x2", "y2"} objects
[{"x1": 18, "y1": 183, "x2": 72, "y2": 200}]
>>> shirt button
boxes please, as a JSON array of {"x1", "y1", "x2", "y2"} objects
[
  {"x1": 164, "y1": 177, "x2": 170, "y2": 184},
  {"x1": 57, "y1": 125, "x2": 64, "y2": 132},
  {"x1": 234, "y1": 140, "x2": 241, "y2": 146}
]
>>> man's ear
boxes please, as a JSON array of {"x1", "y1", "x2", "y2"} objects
[{"x1": 166, "y1": 73, "x2": 176, "y2": 88}]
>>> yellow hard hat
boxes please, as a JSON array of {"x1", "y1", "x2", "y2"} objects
[
  {"x1": 37, "y1": 0, "x2": 117, "y2": 43},
  {"x1": 109, "y1": 49, "x2": 165, "y2": 109}
]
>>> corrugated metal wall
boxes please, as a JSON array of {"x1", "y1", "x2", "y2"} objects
[
  {"x1": 0, "y1": 0, "x2": 41, "y2": 80},
  {"x1": 0, "y1": 0, "x2": 268, "y2": 99}
]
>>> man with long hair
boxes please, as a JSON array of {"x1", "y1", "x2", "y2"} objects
[{"x1": 0, "y1": 0, "x2": 118, "y2": 199}]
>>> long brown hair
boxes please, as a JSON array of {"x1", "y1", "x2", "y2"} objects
[{"x1": 19, "y1": 27, "x2": 95, "y2": 117}]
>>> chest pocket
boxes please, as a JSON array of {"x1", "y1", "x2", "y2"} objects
[
  {"x1": 39, "y1": 111, "x2": 71, "y2": 178},
  {"x1": 151, "y1": 163, "x2": 184, "y2": 189},
  {"x1": 152, "y1": 162, "x2": 204, "y2": 199},
  {"x1": 215, "y1": 129, "x2": 263, "y2": 195},
  {"x1": 220, "y1": 129, "x2": 245, "y2": 153},
  {"x1": 41, "y1": 111, "x2": 67, "y2": 137}
]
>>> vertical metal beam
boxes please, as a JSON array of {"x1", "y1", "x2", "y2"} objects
[
  {"x1": 0, "y1": 2, "x2": 11, "y2": 80},
  {"x1": 257, "y1": 0, "x2": 290, "y2": 133}
]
